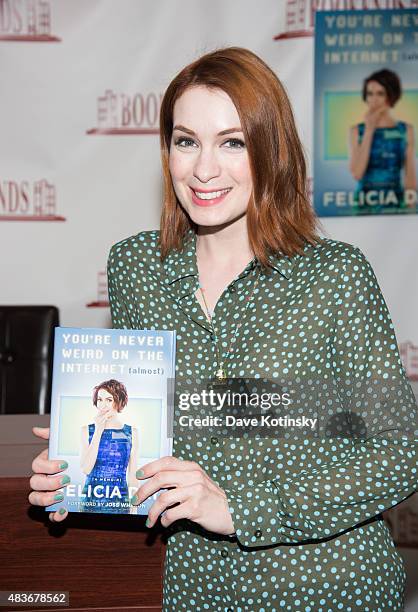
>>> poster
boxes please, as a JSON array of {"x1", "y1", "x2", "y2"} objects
[{"x1": 314, "y1": 9, "x2": 418, "y2": 216}]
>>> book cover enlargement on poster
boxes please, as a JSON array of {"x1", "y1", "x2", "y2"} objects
[
  {"x1": 314, "y1": 8, "x2": 418, "y2": 217},
  {"x1": 47, "y1": 327, "x2": 175, "y2": 516}
]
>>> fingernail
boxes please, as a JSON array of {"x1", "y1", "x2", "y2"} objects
[
  {"x1": 54, "y1": 493, "x2": 64, "y2": 501},
  {"x1": 58, "y1": 507, "x2": 67, "y2": 515},
  {"x1": 61, "y1": 475, "x2": 71, "y2": 485},
  {"x1": 136, "y1": 469, "x2": 144, "y2": 478},
  {"x1": 145, "y1": 517, "x2": 151, "y2": 528},
  {"x1": 59, "y1": 461, "x2": 68, "y2": 469},
  {"x1": 130, "y1": 495, "x2": 138, "y2": 505}
]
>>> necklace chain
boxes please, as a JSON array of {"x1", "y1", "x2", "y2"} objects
[{"x1": 198, "y1": 267, "x2": 261, "y2": 380}]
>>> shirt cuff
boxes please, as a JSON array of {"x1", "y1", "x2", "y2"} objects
[{"x1": 223, "y1": 481, "x2": 284, "y2": 547}]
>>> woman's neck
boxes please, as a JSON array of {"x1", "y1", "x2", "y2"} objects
[
  {"x1": 376, "y1": 110, "x2": 396, "y2": 128},
  {"x1": 195, "y1": 214, "x2": 255, "y2": 316},
  {"x1": 104, "y1": 417, "x2": 123, "y2": 429},
  {"x1": 196, "y1": 214, "x2": 253, "y2": 270}
]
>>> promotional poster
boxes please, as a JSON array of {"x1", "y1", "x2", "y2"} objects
[
  {"x1": 47, "y1": 327, "x2": 176, "y2": 516},
  {"x1": 314, "y1": 8, "x2": 418, "y2": 216}
]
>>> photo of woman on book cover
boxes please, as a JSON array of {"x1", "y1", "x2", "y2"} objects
[
  {"x1": 80, "y1": 379, "x2": 139, "y2": 514},
  {"x1": 349, "y1": 68, "x2": 417, "y2": 213}
]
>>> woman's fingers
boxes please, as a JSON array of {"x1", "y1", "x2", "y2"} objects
[
  {"x1": 30, "y1": 426, "x2": 69, "y2": 521},
  {"x1": 146, "y1": 487, "x2": 188, "y2": 526},
  {"x1": 48, "y1": 508, "x2": 68, "y2": 522},
  {"x1": 32, "y1": 426, "x2": 50, "y2": 440},
  {"x1": 160, "y1": 499, "x2": 194, "y2": 528},
  {"x1": 29, "y1": 472, "x2": 70, "y2": 495},
  {"x1": 31, "y1": 448, "x2": 68, "y2": 475},
  {"x1": 28, "y1": 487, "x2": 66, "y2": 507},
  {"x1": 133, "y1": 469, "x2": 204, "y2": 505}
]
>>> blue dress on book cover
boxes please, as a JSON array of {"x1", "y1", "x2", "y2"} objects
[
  {"x1": 354, "y1": 121, "x2": 407, "y2": 211},
  {"x1": 80, "y1": 424, "x2": 132, "y2": 514},
  {"x1": 46, "y1": 327, "x2": 175, "y2": 516}
]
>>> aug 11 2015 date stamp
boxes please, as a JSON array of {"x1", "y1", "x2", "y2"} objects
[{"x1": 0, "y1": 592, "x2": 69, "y2": 607}]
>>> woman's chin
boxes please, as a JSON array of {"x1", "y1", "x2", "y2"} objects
[{"x1": 189, "y1": 210, "x2": 247, "y2": 232}]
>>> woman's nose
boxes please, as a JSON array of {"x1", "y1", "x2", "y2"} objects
[{"x1": 193, "y1": 148, "x2": 221, "y2": 183}]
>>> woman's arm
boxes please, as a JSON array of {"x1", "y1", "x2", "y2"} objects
[
  {"x1": 404, "y1": 124, "x2": 417, "y2": 192},
  {"x1": 349, "y1": 124, "x2": 374, "y2": 181},
  {"x1": 127, "y1": 427, "x2": 139, "y2": 489},
  {"x1": 80, "y1": 423, "x2": 104, "y2": 475},
  {"x1": 222, "y1": 248, "x2": 418, "y2": 547},
  {"x1": 107, "y1": 244, "x2": 134, "y2": 329}
]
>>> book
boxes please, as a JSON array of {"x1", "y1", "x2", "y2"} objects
[{"x1": 46, "y1": 327, "x2": 175, "y2": 516}]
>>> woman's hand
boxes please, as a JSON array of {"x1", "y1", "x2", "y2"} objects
[
  {"x1": 28, "y1": 427, "x2": 70, "y2": 523},
  {"x1": 364, "y1": 107, "x2": 386, "y2": 131},
  {"x1": 93, "y1": 408, "x2": 113, "y2": 434},
  {"x1": 131, "y1": 456, "x2": 235, "y2": 535}
]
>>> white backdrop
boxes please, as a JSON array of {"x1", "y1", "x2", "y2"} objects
[{"x1": 1, "y1": 0, "x2": 418, "y2": 603}]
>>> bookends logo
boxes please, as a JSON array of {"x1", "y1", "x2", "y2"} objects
[
  {"x1": 87, "y1": 271, "x2": 109, "y2": 308},
  {"x1": 0, "y1": 178, "x2": 65, "y2": 221},
  {"x1": 400, "y1": 341, "x2": 418, "y2": 381},
  {"x1": 87, "y1": 89, "x2": 162, "y2": 135},
  {"x1": 0, "y1": 0, "x2": 60, "y2": 42},
  {"x1": 273, "y1": 0, "x2": 418, "y2": 40}
]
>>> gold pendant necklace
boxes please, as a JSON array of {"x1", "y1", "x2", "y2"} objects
[{"x1": 198, "y1": 267, "x2": 261, "y2": 381}]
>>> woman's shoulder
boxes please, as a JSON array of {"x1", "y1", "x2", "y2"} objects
[
  {"x1": 108, "y1": 230, "x2": 161, "y2": 262},
  {"x1": 107, "y1": 230, "x2": 163, "y2": 279},
  {"x1": 304, "y1": 237, "x2": 370, "y2": 273},
  {"x1": 299, "y1": 238, "x2": 378, "y2": 293}
]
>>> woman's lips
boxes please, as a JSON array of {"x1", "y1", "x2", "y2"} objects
[{"x1": 190, "y1": 187, "x2": 232, "y2": 207}]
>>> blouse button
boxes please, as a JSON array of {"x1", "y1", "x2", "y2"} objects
[
  {"x1": 229, "y1": 285, "x2": 236, "y2": 293},
  {"x1": 221, "y1": 549, "x2": 229, "y2": 558},
  {"x1": 254, "y1": 529, "x2": 263, "y2": 538},
  {"x1": 210, "y1": 436, "x2": 218, "y2": 445}
]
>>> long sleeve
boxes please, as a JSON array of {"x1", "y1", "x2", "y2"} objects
[
  {"x1": 224, "y1": 247, "x2": 418, "y2": 548},
  {"x1": 107, "y1": 244, "x2": 135, "y2": 329}
]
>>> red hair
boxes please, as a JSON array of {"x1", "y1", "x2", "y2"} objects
[
  {"x1": 159, "y1": 46, "x2": 320, "y2": 267},
  {"x1": 92, "y1": 379, "x2": 128, "y2": 413}
]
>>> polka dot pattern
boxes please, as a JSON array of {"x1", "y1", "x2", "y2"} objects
[{"x1": 108, "y1": 229, "x2": 417, "y2": 611}]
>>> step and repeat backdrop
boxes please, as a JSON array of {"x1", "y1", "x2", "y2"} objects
[{"x1": 1, "y1": 0, "x2": 418, "y2": 548}]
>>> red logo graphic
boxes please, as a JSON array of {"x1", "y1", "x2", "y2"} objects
[
  {"x1": 274, "y1": 0, "x2": 418, "y2": 40},
  {"x1": 87, "y1": 271, "x2": 109, "y2": 308},
  {"x1": 87, "y1": 89, "x2": 162, "y2": 135},
  {"x1": 0, "y1": 0, "x2": 60, "y2": 42},
  {"x1": 0, "y1": 178, "x2": 65, "y2": 221},
  {"x1": 400, "y1": 341, "x2": 418, "y2": 382}
]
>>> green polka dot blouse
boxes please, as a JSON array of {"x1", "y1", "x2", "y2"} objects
[{"x1": 107, "y1": 229, "x2": 417, "y2": 612}]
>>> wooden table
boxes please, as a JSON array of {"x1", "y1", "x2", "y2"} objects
[{"x1": 0, "y1": 477, "x2": 165, "y2": 611}]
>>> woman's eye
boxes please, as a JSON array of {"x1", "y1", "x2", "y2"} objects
[
  {"x1": 174, "y1": 137, "x2": 196, "y2": 148},
  {"x1": 174, "y1": 137, "x2": 245, "y2": 149},
  {"x1": 223, "y1": 138, "x2": 245, "y2": 149}
]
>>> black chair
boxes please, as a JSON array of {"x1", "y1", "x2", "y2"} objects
[{"x1": 0, "y1": 306, "x2": 59, "y2": 414}]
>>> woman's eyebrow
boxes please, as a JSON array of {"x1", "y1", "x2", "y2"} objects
[{"x1": 173, "y1": 124, "x2": 243, "y2": 136}]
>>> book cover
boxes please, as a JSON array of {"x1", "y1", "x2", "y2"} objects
[
  {"x1": 314, "y1": 8, "x2": 418, "y2": 217},
  {"x1": 46, "y1": 327, "x2": 175, "y2": 516}
]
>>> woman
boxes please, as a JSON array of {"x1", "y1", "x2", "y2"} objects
[
  {"x1": 349, "y1": 68, "x2": 417, "y2": 212},
  {"x1": 80, "y1": 379, "x2": 139, "y2": 514},
  {"x1": 30, "y1": 47, "x2": 417, "y2": 610}
]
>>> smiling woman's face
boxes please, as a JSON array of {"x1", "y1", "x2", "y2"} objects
[
  {"x1": 96, "y1": 388, "x2": 117, "y2": 413},
  {"x1": 168, "y1": 85, "x2": 253, "y2": 229}
]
